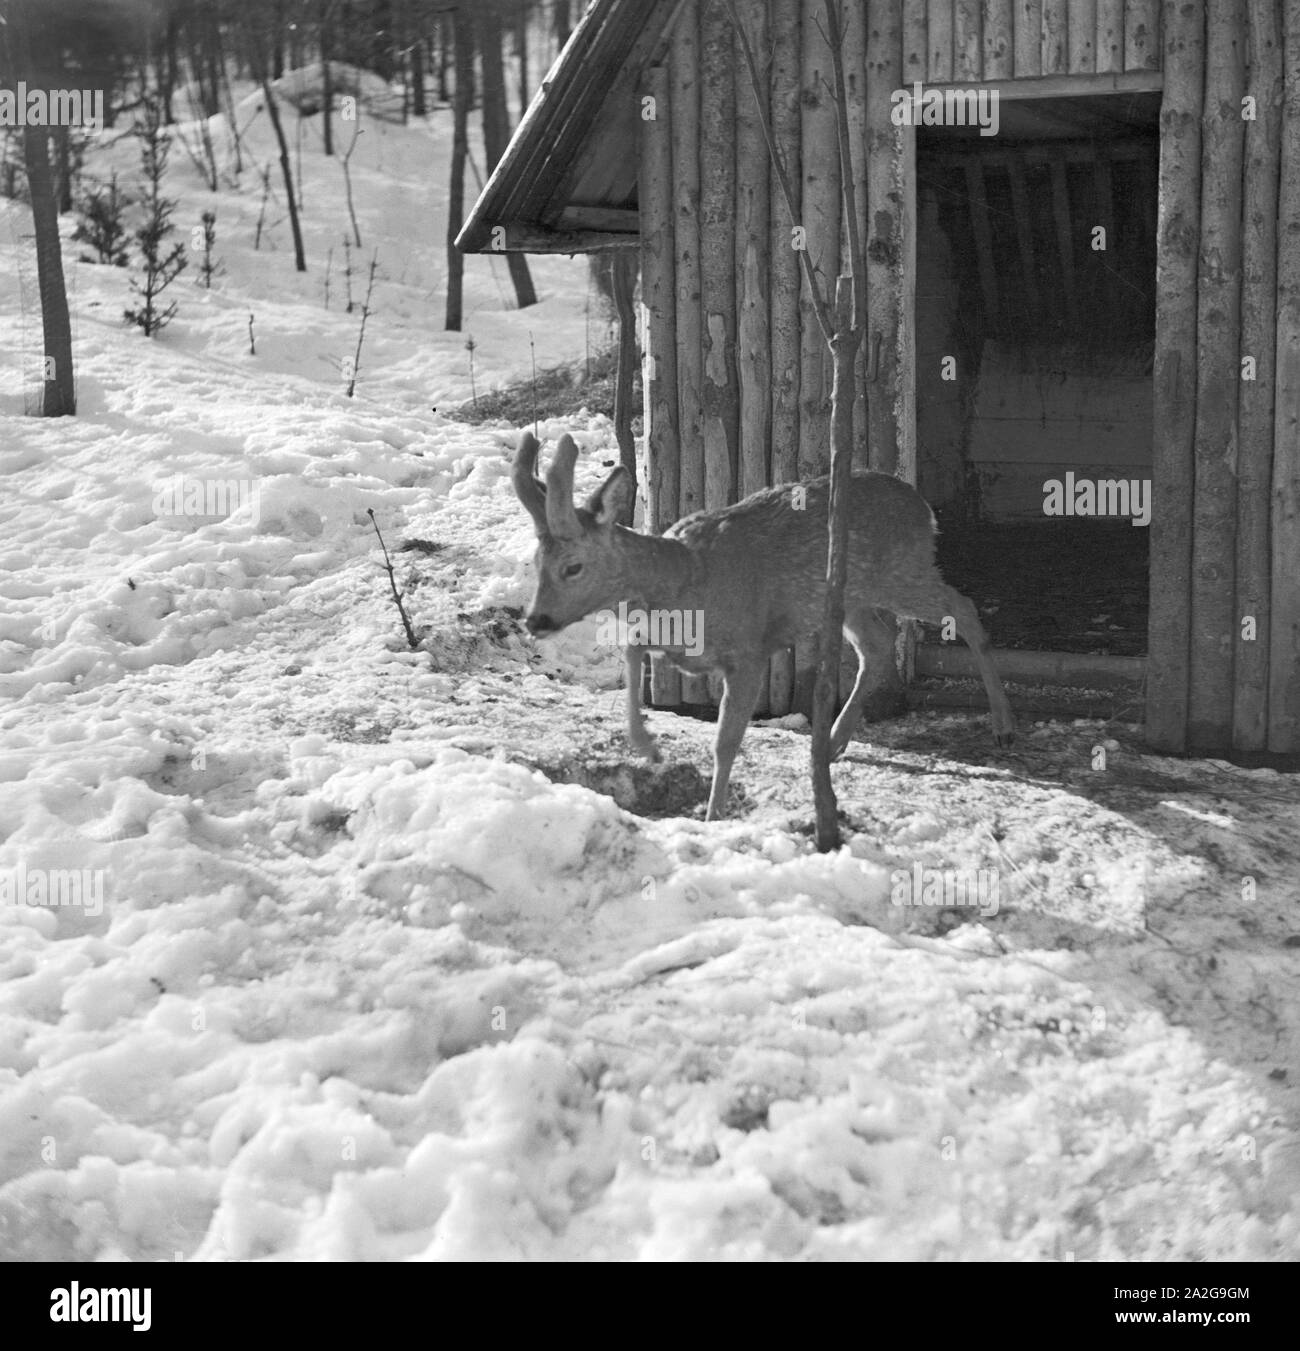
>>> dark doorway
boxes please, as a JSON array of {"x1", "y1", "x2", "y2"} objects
[{"x1": 913, "y1": 92, "x2": 1160, "y2": 661}]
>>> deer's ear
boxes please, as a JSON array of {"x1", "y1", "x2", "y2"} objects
[{"x1": 586, "y1": 467, "x2": 633, "y2": 526}]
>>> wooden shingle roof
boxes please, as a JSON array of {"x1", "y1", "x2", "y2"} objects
[{"x1": 456, "y1": 0, "x2": 686, "y2": 254}]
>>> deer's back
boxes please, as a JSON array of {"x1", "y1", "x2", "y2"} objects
[{"x1": 663, "y1": 473, "x2": 938, "y2": 655}]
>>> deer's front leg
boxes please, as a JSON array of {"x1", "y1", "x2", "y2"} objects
[
  {"x1": 625, "y1": 647, "x2": 660, "y2": 762},
  {"x1": 706, "y1": 663, "x2": 765, "y2": 820}
]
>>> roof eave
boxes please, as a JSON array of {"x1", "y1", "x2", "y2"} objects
[{"x1": 456, "y1": 0, "x2": 682, "y2": 256}]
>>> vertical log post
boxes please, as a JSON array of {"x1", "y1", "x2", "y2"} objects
[
  {"x1": 1189, "y1": 0, "x2": 1246, "y2": 749},
  {"x1": 869, "y1": 2, "x2": 915, "y2": 700},
  {"x1": 865, "y1": 0, "x2": 905, "y2": 477},
  {"x1": 1270, "y1": 0, "x2": 1300, "y2": 751},
  {"x1": 898, "y1": 7, "x2": 921, "y2": 690},
  {"x1": 735, "y1": 0, "x2": 770, "y2": 712},
  {"x1": 699, "y1": 1, "x2": 739, "y2": 514},
  {"x1": 928, "y1": 0, "x2": 954, "y2": 81},
  {"x1": 902, "y1": 3, "x2": 928, "y2": 87},
  {"x1": 1146, "y1": 0, "x2": 1204, "y2": 751},
  {"x1": 640, "y1": 65, "x2": 680, "y2": 707},
  {"x1": 767, "y1": 0, "x2": 802, "y2": 717},
  {"x1": 700, "y1": 2, "x2": 739, "y2": 707},
  {"x1": 1014, "y1": 0, "x2": 1043, "y2": 77},
  {"x1": 1068, "y1": 0, "x2": 1096, "y2": 73},
  {"x1": 671, "y1": 2, "x2": 709, "y2": 707},
  {"x1": 799, "y1": 0, "x2": 841, "y2": 479},
  {"x1": 899, "y1": 9, "x2": 923, "y2": 489},
  {"x1": 954, "y1": 0, "x2": 983, "y2": 80},
  {"x1": 735, "y1": 10, "x2": 771, "y2": 498},
  {"x1": 983, "y1": 0, "x2": 1013, "y2": 78},
  {"x1": 795, "y1": 0, "x2": 842, "y2": 712},
  {"x1": 1124, "y1": 1, "x2": 1161, "y2": 72},
  {"x1": 611, "y1": 253, "x2": 640, "y2": 520},
  {"x1": 1233, "y1": 0, "x2": 1282, "y2": 749},
  {"x1": 1096, "y1": 0, "x2": 1123, "y2": 73},
  {"x1": 1042, "y1": 0, "x2": 1068, "y2": 74}
]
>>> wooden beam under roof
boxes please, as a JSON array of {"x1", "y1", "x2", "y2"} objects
[
  {"x1": 1004, "y1": 156, "x2": 1041, "y2": 324},
  {"x1": 1092, "y1": 144, "x2": 1115, "y2": 329},
  {"x1": 1049, "y1": 158, "x2": 1079, "y2": 331},
  {"x1": 925, "y1": 138, "x2": 1154, "y2": 167},
  {"x1": 487, "y1": 223, "x2": 640, "y2": 253},
  {"x1": 963, "y1": 159, "x2": 1001, "y2": 322},
  {"x1": 922, "y1": 69, "x2": 1161, "y2": 100},
  {"x1": 559, "y1": 206, "x2": 640, "y2": 232}
]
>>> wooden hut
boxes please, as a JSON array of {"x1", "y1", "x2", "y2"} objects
[{"x1": 457, "y1": 0, "x2": 1300, "y2": 759}]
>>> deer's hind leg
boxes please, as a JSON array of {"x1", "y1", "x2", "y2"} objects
[
  {"x1": 883, "y1": 574, "x2": 1015, "y2": 746},
  {"x1": 831, "y1": 607, "x2": 903, "y2": 759}
]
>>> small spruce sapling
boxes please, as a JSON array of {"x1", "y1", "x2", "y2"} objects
[
  {"x1": 192, "y1": 209, "x2": 221, "y2": 288},
  {"x1": 125, "y1": 101, "x2": 187, "y2": 336},
  {"x1": 73, "y1": 172, "x2": 130, "y2": 265}
]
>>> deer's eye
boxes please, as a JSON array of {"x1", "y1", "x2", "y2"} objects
[{"x1": 562, "y1": 562, "x2": 584, "y2": 579}]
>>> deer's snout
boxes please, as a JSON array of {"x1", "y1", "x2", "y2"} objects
[{"x1": 525, "y1": 613, "x2": 558, "y2": 636}]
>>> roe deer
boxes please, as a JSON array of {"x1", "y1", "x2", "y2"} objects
[{"x1": 514, "y1": 431, "x2": 1014, "y2": 820}]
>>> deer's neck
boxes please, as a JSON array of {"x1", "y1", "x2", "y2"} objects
[{"x1": 616, "y1": 527, "x2": 699, "y2": 610}]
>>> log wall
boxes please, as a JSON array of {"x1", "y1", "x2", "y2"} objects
[
  {"x1": 634, "y1": 0, "x2": 1300, "y2": 749},
  {"x1": 1146, "y1": 0, "x2": 1298, "y2": 755},
  {"x1": 902, "y1": 0, "x2": 1161, "y2": 79}
]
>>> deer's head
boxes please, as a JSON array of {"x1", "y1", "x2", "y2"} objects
[{"x1": 513, "y1": 432, "x2": 634, "y2": 636}]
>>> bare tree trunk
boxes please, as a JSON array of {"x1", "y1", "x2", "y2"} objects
[
  {"x1": 220, "y1": 56, "x2": 245, "y2": 175},
  {"x1": 23, "y1": 126, "x2": 76, "y2": 415},
  {"x1": 272, "y1": 0, "x2": 286, "y2": 78},
  {"x1": 262, "y1": 79, "x2": 306, "y2": 271},
  {"x1": 158, "y1": 12, "x2": 178, "y2": 122},
  {"x1": 515, "y1": 0, "x2": 529, "y2": 111},
  {"x1": 477, "y1": 0, "x2": 537, "y2": 308},
  {"x1": 445, "y1": 9, "x2": 473, "y2": 331},
  {"x1": 54, "y1": 125, "x2": 72, "y2": 213},
  {"x1": 204, "y1": 7, "x2": 224, "y2": 116},
  {"x1": 553, "y1": 0, "x2": 571, "y2": 49},
  {"x1": 371, "y1": 0, "x2": 395, "y2": 79},
  {"x1": 321, "y1": 1, "x2": 334, "y2": 155},
  {"x1": 411, "y1": 3, "x2": 427, "y2": 116},
  {"x1": 186, "y1": 29, "x2": 212, "y2": 114},
  {"x1": 395, "y1": 0, "x2": 410, "y2": 123},
  {"x1": 435, "y1": 16, "x2": 450, "y2": 102}
]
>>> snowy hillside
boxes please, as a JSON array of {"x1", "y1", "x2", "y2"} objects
[{"x1": 1, "y1": 89, "x2": 1298, "y2": 1262}]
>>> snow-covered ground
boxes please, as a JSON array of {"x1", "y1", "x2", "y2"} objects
[{"x1": 0, "y1": 86, "x2": 1297, "y2": 1262}]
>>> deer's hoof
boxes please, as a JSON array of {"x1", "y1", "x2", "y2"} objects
[
  {"x1": 632, "y1": 739, "x2": 661, "y2": 764},
  {"x1": 994, "y1": 730, "x2": 1015, "y2": 748}
]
